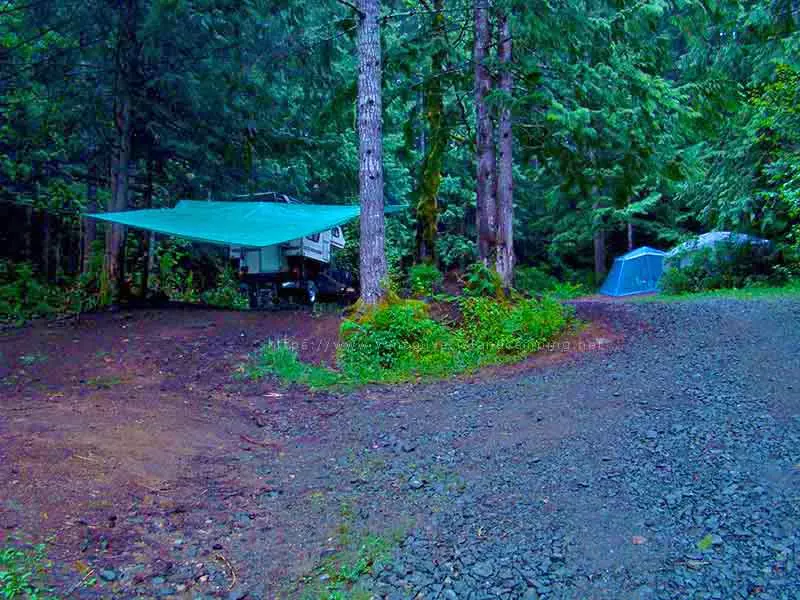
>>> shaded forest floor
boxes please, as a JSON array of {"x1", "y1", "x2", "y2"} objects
[{"x1": 1, "y1": 299, "x2": 798, "y2": 599}]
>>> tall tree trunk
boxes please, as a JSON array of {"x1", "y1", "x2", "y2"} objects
[
  {"x1": 414, "y1": 0, "x2": 447, "y2": 264},
  {"x1": 105, "y1": 93, "x2": 131, "y2": 301},
  {"x1": 82, "y1": 165, "x2": 98, "y2": 274},
  {"x1": 495, "y1": 11, "x2": 514, "y2": 287},
  {"x1": 104, "y1": 0, "x2": 136, "y2": 302},
  {"x1": 140, "y1": 158, "x2": 154, "y2": 298},
  {"x1": 627, "y1": 221, "x2": 634, "y2": 251},
  {"x1": 24, "y1": 206, "x2": 32, "y2": 261},
  {"x1": 42, "y1": 211, "x2": 51, "y2": 281},
  {"x1": 474, "y1": 0, "x2": 496, "y2": 264},
  {"x1": 592, "y1": 200, "x2": 606, "y2": 280},
  {"x1": 357, "y1": 0, "x2": 387, "y2": 305}
]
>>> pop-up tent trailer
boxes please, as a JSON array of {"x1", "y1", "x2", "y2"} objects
[
  {"x1": 599, "y1": 246, "x2": 667, "y2": 297},
  {"x1": 665, "y1": 231, "x2": 771, "y2": 268},
  {"x1": 87, "y1": 199, "x2": 405, "y2": 306}
]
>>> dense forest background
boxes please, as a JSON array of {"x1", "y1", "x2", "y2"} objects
[{"x1": 1, "y1": 0, "x2": 799, "y2": 305}]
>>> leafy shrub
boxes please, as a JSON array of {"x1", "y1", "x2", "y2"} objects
[
  {"x1": 514, "y1": 266, "x2": 558, "y2": 293},
  {"x1": 0, "y1": 261, "x2": 59, "y2": 324},
  {"x1": 0, "y1": 543, "x2": 54, "y2": 600},
  {"x1": 244, "y1": 292, "x2": 572, "y2": 388},
  {"x1": 338, "y1": 297, "x2": 455, "y2": 379},
  {"x1": 661, "y1": 241, "x2": 780, "y2": 294},
  {"x1": 460, "y1": 295, "x2": 568, "y2": 355},
  {"x1": 201, "y1": 266, "x2": 249, "y2": 309},
  {"x1": 514, "y1": 265, "x2": 588, "y2": 299},
  {"x1": 463, "y1": 262, "x2": 502, "y2": 297},
  {"x1": 408, "y1": 263, "x2": 443, "y2": 297},
  {"x1": 335, "y1": 294, "x2": 569, "y2": 384},
  {"x1": 63, "y1": 240, "x2": 109, "y2": 314}
]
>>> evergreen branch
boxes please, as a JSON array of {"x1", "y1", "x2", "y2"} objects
[{"x1": 335, "y1": 0, "x2": 364, "y2": 17}]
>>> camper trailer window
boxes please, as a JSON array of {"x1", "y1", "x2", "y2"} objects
[{"x1": 307, "y1": 233, "x2": 321, "y2": 243}]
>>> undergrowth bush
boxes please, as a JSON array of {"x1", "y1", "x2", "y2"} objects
[
  {"x1": 338, "y1": 297, "x2": 457, "y2": 380},
  {"x1": 201, "y1": 266, "x2": 249, "y2": 309},
  {"x1": 244, "y1": 290, "x2": 572, "y2": 388},
  {"x1": 460, "y1": 295, "x2": 568, "y2": 356},
  {"x1": 514, "y1": 265, "x2": 588, "y2": 299},
  {"x1": 0, "y1": 542, "x2": 55, "y2": 600},
  {"x1": 0, "y1": 261, "x2": 59, "y2": 325},
  {"x1": 408, "y1": 263, "x2": 443, "y2": 297},
  {"x1": 463, "y1": 262, "x2": 502, "y2": 297}
]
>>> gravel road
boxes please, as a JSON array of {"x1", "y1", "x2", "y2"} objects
[
  {"x1": 357, "y1": 299, "x2": 800, "y2": 599},
  {"x1": 4, "y1": 298, "x2": 799, "y2": 600}
]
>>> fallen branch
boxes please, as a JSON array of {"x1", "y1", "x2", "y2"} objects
[
  {"x1": 240, "y1": 434, "x2": 281, "y2": 450},
  {"x1": 215, "y1": 553, "x2": 237, "y2": 591},
  {"x1": 65, "y1": 568, "x2": 95, "y2": 595}
]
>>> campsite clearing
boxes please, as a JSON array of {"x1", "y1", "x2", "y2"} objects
[{"x1": 1, "y1": 299, "x2": 799, "y2": 599}]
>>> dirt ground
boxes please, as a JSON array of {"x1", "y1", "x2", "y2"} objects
[{"x1": 0, "y1": 305, "x2": 613, "y2": 598}]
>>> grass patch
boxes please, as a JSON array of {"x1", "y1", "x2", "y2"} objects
[
  {"x1": 238, "y1": 343, "x2": 346, "y2": 390},
  {"x1": 85, "y1": 375, "x2": 124, "y2": 389},
  {"x1": 0, "y1": 542, "x2": 54, "y2": 600},
  {"x1": 298, "y1": 533, "x2": 393, "y2": 600},
  {"x1": 632, "y1": 281, "x2": 800, "y2": 303},
  {"x1": 292, "y1": 505, "x2": 406, "y2": 600}
]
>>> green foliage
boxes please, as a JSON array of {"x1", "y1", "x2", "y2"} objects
[
  {"x1": 241, "y1": 343, "x2": 343, "y2": 390},
  {"x1": 153, "y1": 241, "x2": 200, "y2": 302},
  {"x1": 0, "y1": 543, "x2": 54, "y2": 600},
  {"x1": 459, "y1": 295, "x2": 568, "y2": 356},
  {"x1": 408, "y1": 264, "x2": 443, "y2": 297},
  {"x1": 514, "y1": 266, "x2": 558, "y2": 294},
  {"x1": 64, "y1": 241, "x2": 108, "y2": 314},
  {"x1": 200, "y1": 266, "x2": 249, "y2": 310},
  {"x1": 463, "y1": 263, "x2": 503, "y2": 298},
  {"x1": 338, "y1": 294, "x2": 569, "y2": 384},
  {"x1": 244, "y1": 292, "x2": 570, "y2": 389},
  {"x1": 660, "y1": 242, "x2": 783, "y2": 294},
  {"x1": 0, "y1": 262, "x2": 59, "y2": 325},
  {"x1": 338, "y1": 298, "x2": 456, "y2": 380},
  {"x1": 300, "y1": 534, "x2": 392, "y2": 600},
  {"x1": 514, "y1": 266, "x2": 588, "y2": 300}
]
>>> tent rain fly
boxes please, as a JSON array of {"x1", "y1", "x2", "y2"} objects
[{"x1": 87, "y1": 200, "x2": 404, "y2": 248}]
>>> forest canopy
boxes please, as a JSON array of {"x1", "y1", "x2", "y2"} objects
[{"x1": 1, "y1": 0, "x2": 799, "y2": 310}]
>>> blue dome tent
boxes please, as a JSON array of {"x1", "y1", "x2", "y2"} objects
[{"x1": 600, "y1": 246, "x2": 667, "y2": 296}]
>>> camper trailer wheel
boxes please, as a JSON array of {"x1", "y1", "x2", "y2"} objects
[
  {"x1": 256, "y1": 285, "x2": 277, "y2": 309},
  {"x1": 306, "y1": 281, "x2": 317, "y2": 305}
]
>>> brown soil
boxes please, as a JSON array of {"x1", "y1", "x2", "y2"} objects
[{"x1": 0, "y1": 305, "x2": 616, "y2": 598}]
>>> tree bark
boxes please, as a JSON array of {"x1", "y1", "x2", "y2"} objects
[
  {"x1": 140, "y1": 158, "x2": 154, "y2": 297},
  {"x1": 627, "y1": 221, "x2": 634, "y2": 251},
  {"x1": 24, "y1": 206, "x2": 32, "y2": 261},
  {"x1": 104, "y1": 0, "x2": 136, "y2": 302},
  {"x1": 357, "y1": 0, "x2": 387, "y2": 304},
  {"x1": 82, "y1": 165, "x2": 98, "y2": 274},
  {"x1": 105, "y1": 92, "x2": 131, "y2": 301},
  {"x1": 592, "y1": 200, "x2": 606, "y2": 279},
  {"x1": 414, "y1": 0, "x2": 447, "y2": 264},
  {"x1": 42, "y1": 211, "x2": 51, "y2": 281},
  {"x1": 495, "y1": 11, "x2": 514, "y2": 287},
  {"x1": 474, "y1": 0, "x2": 496, "y2": 264}
]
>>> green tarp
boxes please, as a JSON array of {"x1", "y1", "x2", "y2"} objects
[{"x1": 88, "y1": 200, "x2": 404, "y2": 248}]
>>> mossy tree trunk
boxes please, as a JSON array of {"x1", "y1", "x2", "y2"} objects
[
  {"x1": 495, "y1": 10, "x2": 514, "y2": 288},
  {"x1": 414, "y1": 0, "x2": 448, "y2": 265},
  {"x1": 474, "y1": 0, "x2": 496, "y2": 265}
]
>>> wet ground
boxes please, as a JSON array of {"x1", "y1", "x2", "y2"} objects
[{"x1": 1, "y1": 299, "x2": 798, "y2": 599}]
